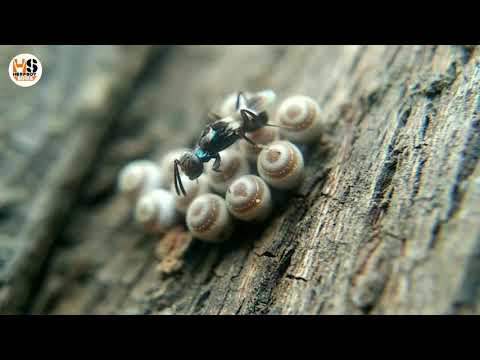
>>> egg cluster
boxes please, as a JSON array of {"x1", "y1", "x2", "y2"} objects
[{"x1": 117, "y1": 91, "x2": 322, "y2": 243}]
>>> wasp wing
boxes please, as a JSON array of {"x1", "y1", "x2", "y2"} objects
[
  {"x1": 197, "y1": 119, "x2": 239, "y2": 153},
  {"x1": 211, "y1": 118, "x2": 239, "y2": 133}
]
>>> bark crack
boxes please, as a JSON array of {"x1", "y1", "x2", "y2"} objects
[
  {"x1": 429, "y1": 97, "x2": 480, "y2": 249},
  {"x1": 286, "y1": 274, "x2": 308, "y2": 282}
]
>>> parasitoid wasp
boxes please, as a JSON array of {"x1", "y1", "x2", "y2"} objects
[{"x1": 173, "y1": 90, "x2": 281, "y2": 196}]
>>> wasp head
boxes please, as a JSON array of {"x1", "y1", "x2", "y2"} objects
[
  {"x1": 174, "y1": 152, "x2": 204, "y2": 196},
  {"x1": 179, "y1": 152, "x2": 204, "y2": 180}
]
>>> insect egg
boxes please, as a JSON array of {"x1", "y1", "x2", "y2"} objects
[
  {"x1": 134, "y1": 189, "x2": 178, "y2": 234},
  {"x1": 276, "y1": 95, "x2": 322, "y2": 144},
  {"x1": 186, "y1": 193, "x2": 234, "y2": 243},
  {"x1": 205, "y1": 147, "x2": 250, "y2": 194},
  {"x1": 117, "y1": 160, "x2": 164, "y2": 203},
  {"x1": 257, "y1": 140, "x2": 305, "y2": 190},
  {"x1": 251, "y1": 89, "x2": 277, "y2": 113},
  {"x1": 170, "y1": 174, "x2": 210, "y2": 214},
  {"x1": 239, "y1": 126, "x2": 279, "y2": 162},
  {"x1": 225, "y1": 175, "x2": 272, "y2": 222}
]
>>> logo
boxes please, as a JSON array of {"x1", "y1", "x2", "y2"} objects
[{"x1": 8, "y1": 53, "x2": 42, "y2": 87}]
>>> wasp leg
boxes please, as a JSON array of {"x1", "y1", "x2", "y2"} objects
[
  {"x1": 236, "y1": 91, "x2": 249, "y2": 110},
  {"x1": 236, "y1": 129, "x2": 266, "y2": 151},
  {"x1": 240, "y1": 108, "x2": 256, "y2": 120},
  {"x1": 212, "y1": 153, "x2": 222, "y2": 172}
]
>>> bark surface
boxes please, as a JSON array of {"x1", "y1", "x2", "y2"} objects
[{"x1": 1, "y1": 45, "x2": 479, "y2": 314}]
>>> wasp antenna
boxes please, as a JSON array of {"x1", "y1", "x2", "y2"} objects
[
  {"x1": 173, "y1": 160, "x2": 181, "y2": 196},
  {"x1": 174, "y1": 160, "x2": 187, "y2": 196},
  {"x1": 265, "y1": 123, "x2": 297, "y2": 130},
  {"x1": 178, "y1": 175, "x2": 187, "y2": 196},
  {"x1": 174, "y1": 159, "x2": 187, "y2": 197}
]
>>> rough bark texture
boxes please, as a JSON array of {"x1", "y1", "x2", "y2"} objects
[{"x1": 1, "y1": 45, "x2": 479, "y2": 315}]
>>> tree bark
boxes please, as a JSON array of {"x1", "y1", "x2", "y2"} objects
[{"x1": 1, "y1": 45, "x2": 479, "y2": 314}]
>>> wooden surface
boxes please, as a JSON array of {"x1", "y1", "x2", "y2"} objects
[{"x1": 1, "y1": 45, "x2": 479, "y2": 314}]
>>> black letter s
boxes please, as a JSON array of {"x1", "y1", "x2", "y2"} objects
[{"x1": 26, "y1": 59, "x2": 38, "y2": 73}]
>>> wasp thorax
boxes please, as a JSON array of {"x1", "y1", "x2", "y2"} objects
[
  {"x1": 117, "y1": 160, "x2": 164, "y2": 203},
  {"x1": 239, "y1": 126, "x2": 279, "y2": 162},
  {"x1": 134, "y1": 189, "x2": 178, "y2": 234},
  {"x1": 205, "y1": 148, "x2": 250, "y2": 194},
  {"x1": 171, "y1": 174, "x2": 210, "y2": 214},
  {"x1": 186, "y1": 193, "x2": 234, "y2": 243},
  {"x1": 159, "y1": 148, "x2": 190, "y2": 186},
  {"x1": 257, "y1": 140, "x2": 305, "y2": 190},
  {"x1": 226, "y1": 175, "x2": 272, "y2": 222},
  {"x1": 276, "y1": 95, "x2": 322, "y2": 144}
]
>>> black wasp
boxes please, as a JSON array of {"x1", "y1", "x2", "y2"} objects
[{"x1": 174, "y1": 90, "x2": 278, "y2": 196}]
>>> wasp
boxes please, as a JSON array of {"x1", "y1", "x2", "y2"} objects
[{"x1": 174, "y1": 90, "x2": 279, "y2": 196}]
